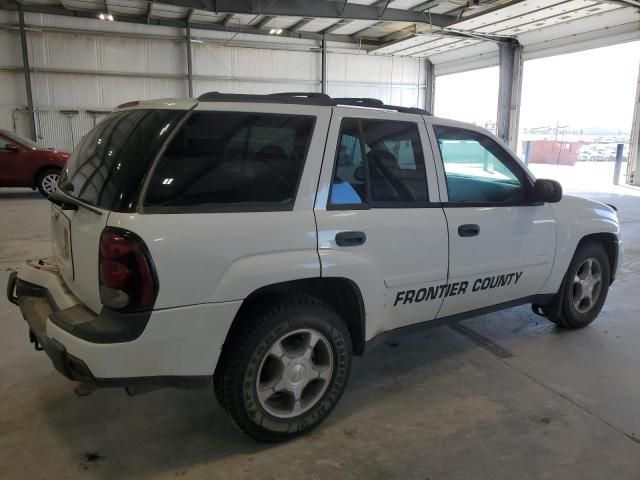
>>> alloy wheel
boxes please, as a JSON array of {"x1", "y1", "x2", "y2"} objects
[
  {"x1": 256, "y1": 328, "x2": 333, "y2": 419},
  {"x1": 572, "y1": 257, "x2": 603, "y2": 314},
  {"x1": 41, "y1": 173, "x2": 60, "y2": 195}
]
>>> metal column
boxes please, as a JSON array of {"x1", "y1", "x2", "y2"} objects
[
  {"x1": 186, "y1": 24, "x2": 193, "y2": 97},
  {"x1": 496, "y1": 40, "x2": 523, "y2": 151},
  {"x1": 18, "y1": 6, "x2": 36, "y2": 141},
  {"x1": 628, "y1": 63, "x2": 640, "y2": 186},
  {"x1": 321, "y1": 36, "x2": 327, "y2": 94},
  {"x1": 424, "y1": 59, "x2": 435, "y2": 114}
]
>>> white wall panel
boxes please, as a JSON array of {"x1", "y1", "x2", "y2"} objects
[
  {"x1": 35, "y1": 33, "x2": 99, "y2": 70},
  {"x1": 98, "y1": 37, "x2": 148, "y2": 73},
  {"x1": 0, "y1": 31, "x2": 22, "y2": 67},
  {"x1": 0, "y1": 13, "x2": 424, "y2": 150},
  {"x1": 147, "y1": 40, "x2": 186, "y2": 74},
  {"x1": 33, "y1": 73, "x2": 99, "y2": 107},
  {"x1": 0, "y1": 72, "x2": 26, "y2": 106},
  {"x1": 143, "y1": 78, "x2": 187, "y2": 100},
  {"x1": 193, "y1": 45, "x2": 318, "y2": 82},
  {"x1": 328, "y1": 52, "x2": 423, "y2": 107}
]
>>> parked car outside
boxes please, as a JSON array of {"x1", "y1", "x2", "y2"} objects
[{"x1": 0, "y1": 129, "x2": 69, "y2": 196}]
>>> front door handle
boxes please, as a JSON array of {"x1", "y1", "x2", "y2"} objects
[
  {"x1": 458, "y1": 224, "x2": 480, "y2": 237},
  {"x1": 335, "y1": 231, "x2": 366, "y2": 247}
]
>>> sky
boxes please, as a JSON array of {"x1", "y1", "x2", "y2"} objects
[{"x1": 434, "y1": 41, "x2": 640, "y2": 133}]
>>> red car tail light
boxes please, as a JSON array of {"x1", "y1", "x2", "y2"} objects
[{"x1": 99, "y1": 228, "x2": 158, "y2": 311}]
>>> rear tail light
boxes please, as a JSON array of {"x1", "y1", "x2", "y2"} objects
[{"x1": 99, "y1": 228, "x2": 158, "y2": 311}]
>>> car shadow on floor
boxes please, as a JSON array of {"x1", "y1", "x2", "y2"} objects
[
  {"x1": 35, "y1": 306, "x2": 565, "y2": 479},
  {"x1": 0, "y1": 189, "x2": 42, "y2": 199}
]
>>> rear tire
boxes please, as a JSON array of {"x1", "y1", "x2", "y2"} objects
[
  {"x1": 547, "y1": 241, "x2": 610, "y2": 329},
  {"x1": 36, "y1": 168, "x2": 61, "y2": 197},
  {"x1": 219, "y1": 294, "x2": 352, "y2": 442}
]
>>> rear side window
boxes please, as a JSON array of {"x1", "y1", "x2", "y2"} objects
[
  {"x1": 144, "y1": 112, "x2": 315, "y2": 212},
  {"x1": 329, "y1": 118, "x2": 428, "y2": 207},
  {"x1": 61, "y1": 109, "x2": 184, "y2": 211}
]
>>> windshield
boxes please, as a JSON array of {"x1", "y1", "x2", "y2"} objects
[
  {"x1": 1, "y1": 129, "x2": 39, "y2": 149},
  {"x1": 60, "y1": 109, "x2": 185, "y2": 211}
]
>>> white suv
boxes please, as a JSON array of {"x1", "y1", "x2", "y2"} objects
[{"x1": 8, "y1": 93, "x2": 621, "y2": 442}]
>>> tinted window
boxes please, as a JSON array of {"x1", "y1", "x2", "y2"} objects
[
  {"x1": 144, "y1": 112, "x2": 314, "y2": 211},
  {"x1": 434, "y1": 126, "x2": 526, "y2": 204},
  {"x1": 0, "y1": 137, "x2": 9, "y2": 150},
  {"x1": 61, "y1": 109, "x2": 183, "y2": 211},
  {"x1": 329, "y1": 118, "x2": 428, "y2": 207},
  {"x1": 1, "y1": 129, "x2": 39, "y2": 149}
]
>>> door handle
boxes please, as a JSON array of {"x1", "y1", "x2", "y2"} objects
[
  {"x1": 335, "y1": 231, "x2": 366, "y2": 247},
  {"x1": 458, "y1": 224, "x2": 480, "y2": 237}
]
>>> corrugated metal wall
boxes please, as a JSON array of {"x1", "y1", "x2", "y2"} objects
[
  {"x1": 0, "y1": 106, "x2": 110, "y2": 152},
  {"x1": 0, "y1": 11, "x2": 425, "y2": 151}
]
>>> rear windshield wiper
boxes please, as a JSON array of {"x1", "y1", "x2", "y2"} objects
[{"x1": 49, "y1": 190, "x2": 104, "y2": 215}]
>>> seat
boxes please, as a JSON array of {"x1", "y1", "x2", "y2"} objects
[
  {"x1": 251, "y1": 144, "x2": 298, "y2": 202},
  {"x1": 366, "y1": 150, "x2": 416, "y2": 202}
]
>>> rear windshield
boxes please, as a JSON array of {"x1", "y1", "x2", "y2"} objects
[
  {"x1": 143, "y1": 111, "x2": 315, "y2": 213},
  {"x1": 60, "y1": 109, "x2": 185, "y2": 211}
]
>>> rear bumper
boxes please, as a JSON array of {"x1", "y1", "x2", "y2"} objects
[
  {"x1": 7, "y1": 270, "x2": 97, "y2": 385},
  {"x1": 7, "y1": 261, "x2": 242, "y2": 390}
]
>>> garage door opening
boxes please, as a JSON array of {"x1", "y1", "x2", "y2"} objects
[
  {"x1": 518, "y1": 41, "x2": 640, "y2": 195},
  {"x1": 434, "y1": 66, "x2": 499, "y2": 134}
]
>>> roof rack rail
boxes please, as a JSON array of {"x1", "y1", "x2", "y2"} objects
[
  {"x1": 334, "y1": 97, "x2": 384, "y2": 107},
  {"x1": 196, "y1": 91, "x2": 431, "y2": 115},
  {"x1": 334, "y1": 97, "x2": 431, "y2": 115},
  {"x1": 268, "y1": 92, "x2": 331, "y2": 99},
  {"x1": 197, "y1": 91, "x2": 334, "y2": 106}
]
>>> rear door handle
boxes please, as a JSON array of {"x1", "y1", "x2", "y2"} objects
[
  {"x1": 335, "y1": 231, "x2": 366, "y2": 247},
  {"x1": 458, "y1": 224, "x2": 480, "y2": 237}
]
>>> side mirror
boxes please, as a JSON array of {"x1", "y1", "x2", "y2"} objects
[
  {"x1": 532, "y1": 178, "x2": 562, "y2": 203},
  {"x1": 4, "y1": 144, "x2": 20, "y2": 153}
]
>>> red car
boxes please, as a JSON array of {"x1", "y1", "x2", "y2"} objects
[{"x1": 0, "y1": 129, "x2": 69, "y2": 197}]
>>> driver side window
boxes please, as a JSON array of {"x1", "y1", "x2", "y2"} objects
[
  {"x1": 434, "y1": 125, "x2": 526, "y2": 204},
  {"x1": 0, "y1": 137, "x2": 10, "y2": 150}
]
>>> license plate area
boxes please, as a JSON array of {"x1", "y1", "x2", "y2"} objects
[{"x1": 51, "y1": 206, "x2": 74, "y2": 280}]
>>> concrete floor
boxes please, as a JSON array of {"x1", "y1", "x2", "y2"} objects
[{"x1": 2, "y1": 186, "x2": 640, "y2": 480}]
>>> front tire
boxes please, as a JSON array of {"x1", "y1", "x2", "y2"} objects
[
  {"x1": 548, "y1": 241, "x2": 610, "y2": 329},
  {"x1": 36, "y1": 168, "x2": 61, "y2": 197},
  {"x1": 219, "y1": 295, "x2": 352, "y2": 442}
]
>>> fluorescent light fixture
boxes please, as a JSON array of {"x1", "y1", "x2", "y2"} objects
[
  {"x1": 190, "y1": 39, "x2": 204, "y2": 44},
  {"x1": 98, "y1": 13, "x2": 114, "y2": 21},
  {"x1": 269, "y1": 28, "x2": 283, "y2": 35}
]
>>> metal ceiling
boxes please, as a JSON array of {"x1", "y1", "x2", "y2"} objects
[{"x1": 1, "y1": 0, "x2": 638, "y2": 56}]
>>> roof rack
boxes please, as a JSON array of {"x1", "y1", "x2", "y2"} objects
[
  {"x1": 333, "y1": 97, "x2": 430, "y2": 115},
  {"x1": 196, "y1": 91, "x2": 431, "y2": 115},
  {"x1": 197, "y1": 91, "x2": 334, "y2": 106}
]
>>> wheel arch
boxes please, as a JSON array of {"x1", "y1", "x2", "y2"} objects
[
  {"x1": 217, "y1": 277, "x2": 366, "y2": 369},
  {"x1": 576, "y1": 232, "x2": 619, "y2": 284}
]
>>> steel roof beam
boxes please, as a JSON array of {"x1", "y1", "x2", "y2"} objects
[
  {"x1": 593, "y1": 0, "x2": 640, "y2": 7},
  {"x1": 320, "y1": 0, "x2": 389, "y2": 36},
  {"x1": 253, "y1": 15, "x2": 275, "y2": 29},
  {"x1": 155, "y1": 0, "x2": 456, "y2": 26},
  {"x1": 289, "y1": 18, "x2": 312, "y2": 32},
  {"x1": 350, "y1": 0, "x2": 450, "y2": 39},
  {"x1": 0, "y1": 2, "x2": 373, "y2": 45}
]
